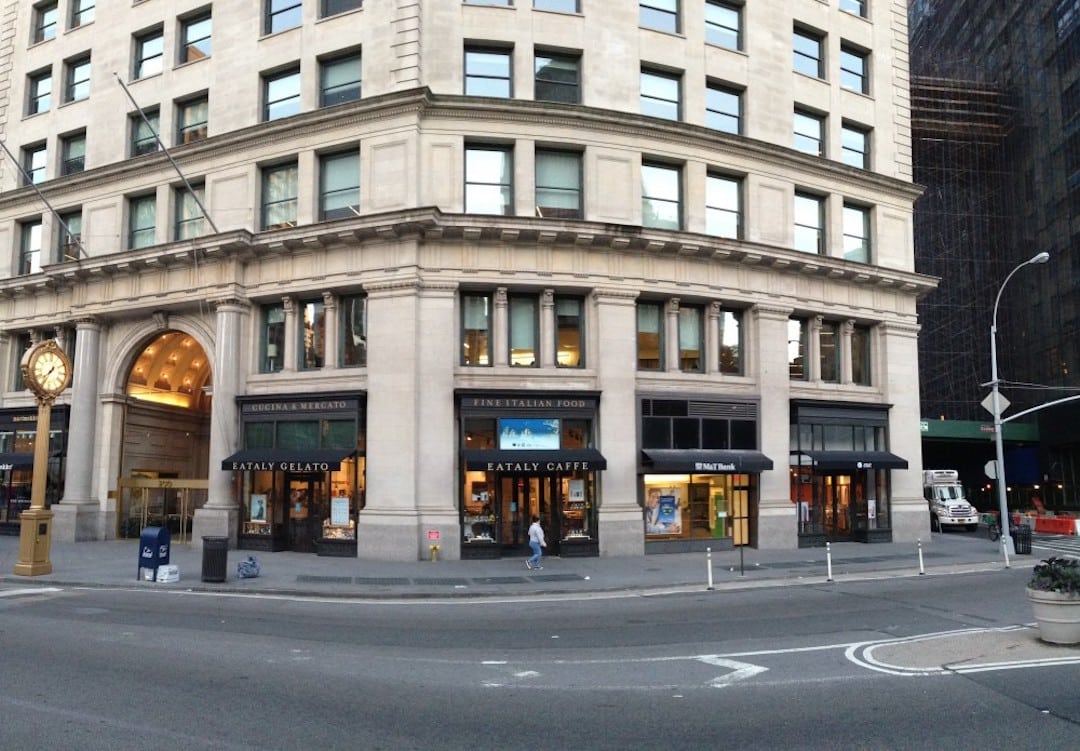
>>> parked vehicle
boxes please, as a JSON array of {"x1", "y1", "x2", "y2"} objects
[{"x1": 923, "y1": 469, "x2": 980, "y2": 532}]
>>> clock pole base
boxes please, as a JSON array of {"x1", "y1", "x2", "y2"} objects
[{"x1": 14, "y1": 508, "x2": 53, "y2": 576}]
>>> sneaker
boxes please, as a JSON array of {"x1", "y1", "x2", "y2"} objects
[
  {"x1": 535, "y1": 566, "x2": 543, "y2": 570},
  {"x1": 525, "y1": 561, "x2": 533, "y2": 569}
]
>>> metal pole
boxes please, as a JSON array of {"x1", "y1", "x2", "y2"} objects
[
  {"x1": 989, "y1": 251, "x2": 1049, "y2": 568},
  {"x1": 706, "y1": 547, "x2": 714, "y2": 590},
  {"x1": 917, "y1": 538, "x2": 925, "y2": 575}
]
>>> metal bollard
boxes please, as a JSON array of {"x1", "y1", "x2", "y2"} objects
[
  {"x1": 706, "y1": 547, "x2": 714, "y2": 590},
  {"x1": 826, "y1": 541, "x2": 833, "y2": 582},
  {"x1": 429, "y1": 544, "x2": 439, "y2": 562},
  {"x1": 917, "y1": 538, "x2": 925, "y2": 575}
]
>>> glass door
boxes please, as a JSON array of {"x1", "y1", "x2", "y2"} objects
[
  {"x1": 499, "y1": 476, "x2": 560, "y2": 555},
  {"x1": 286, "y1": 473, "x2": 326, "y2": 553},
  {"x1": 825, "y1": 474, "x2": 853, "y2": 542}
]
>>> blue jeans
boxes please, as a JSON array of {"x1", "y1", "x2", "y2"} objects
[{"x1": 528, "y1": 540, "x2": 542, "y2": 566}]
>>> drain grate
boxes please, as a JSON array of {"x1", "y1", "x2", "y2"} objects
[
  {"x1": 472, "y1": 576, "x2": 530, "y2": 584},
  {"x1": 296, "y1": 575, "x2": 353, "y2": 584},
  {"x1": 412, "y1": 577, "x2": 470, "y2": 586},
  {"x1": 354, "y1": 577, "x2": 411, "y2": 586}
]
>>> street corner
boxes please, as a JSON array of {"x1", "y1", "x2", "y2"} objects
[{"x1": 844, "y1": 626, "x2": 1080, "y2": 676}]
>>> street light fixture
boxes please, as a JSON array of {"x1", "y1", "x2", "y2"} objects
[{"x1": 989, "y1": 250, "x2": 1049, "y2": 566}]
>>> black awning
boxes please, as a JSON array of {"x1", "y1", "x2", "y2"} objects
[
  {"x1": 222, "y1": 448, "x2": 355, "y2": 472},
  {"x1": 791, "y1": 450, "x2": 909, "y2": 471},
  {"x1": 641, "y1": 449, "x2": 774, "y2": 473},
  {"x1": 0, "y1": 453, "x2": 35, "y2": 471},
  {"x1": 462, "y1": 449, "x2": 606, "y2": 472}
]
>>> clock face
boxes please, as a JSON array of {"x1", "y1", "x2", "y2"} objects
[{"x1": 32, "y1": 350, "x2": 69, "y2": 394}]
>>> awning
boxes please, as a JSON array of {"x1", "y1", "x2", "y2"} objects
[
  {"x1": 790, "y1": 450, "x2": 909, "y2": 471},
  {"x1": 641, "y1": 449, "x2": 774, "y2": 473},
  {"x1": 221, "y1": 448, "x2": 355, "y2": 472},
  {"x1": 0, "y1": 453, "x2": 35, "y2": 471},
  {"x1": 462, "y1": 449, "x2": 606, "y2": 472}
]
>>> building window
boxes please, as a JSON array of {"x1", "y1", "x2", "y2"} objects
[
  {"x1": 640, "y1": 0, "x2": 679, "y2": 33},
  {"x1": 64, "y1": 55, "x2": 91, "y2": 102},
  {"x1": 509, "y1": 296, "x2": 538, "y2": 367},
  {"x1": 71, "y1": 0, "x2": 95, "y2": 28},
  {"x1": 261, "y1": 162, "x2": 299, "y2": 230},
  {"x1": 840, "y1": 45, "x2": 868, "y2": 94},
  {"x1": 840, "y1": 0, "x2": 867, "y2": 19},
  {"x1": 852, "y1": 325, "x2": 871, "y2": 386},
  {"x1": 264, "y1": 67, "x2": 301, "y2": 121},
  {"x1": 23, "y1": 143, "x2": 47, "y2": 185},
  {"x1": 642, "y1": 162, "x2": 682, "y2": 230},
  {"x1": 678, "y1": 305, "x2": 703, "y2": 372},
  {"x1": 819, "y1": 320, "x2": 840, "y2": 383},
  {"x1": 299, "y1": 300, "x2": 327, "y2": 370},
  {"x1": 718, "y1": 308, "x2": 742, "y2": 375},
  {"x1": 175, "y1": 184, "x2": 206, "y2": 240},
  {"x1": 465, "y1": 48, "x2": 512, "y2": 97},
  {"x1": 793, "y1": 28, "x2": 824, "y2": 79},
  {"x1": 28, "y1": 70, "x2": 51, "y2": 115},
  {"x1": 33, "y1": 2, "x2": 58, "y2": 44},
  {"x1": 462, "y1": 293, "x2": 492, "y2": 366},
  {"x1": 794, "y1": 109, "x2": 825, "y2": 156},
  {"x1": 320, "y1": 52, "x2": 362, "y2": 107},
  {"x1": 322, "y1": 0, "x2": 363, "y2": 18},
  {"x1": 555, "y1": 297, "x2": 584, "y2": 367},
  {"x1": 261, "y1": 303, "x2": 285, "y2": 373},
  {"x1": 266, "y1": 0, "x2": 302, "y2": 34},
  {"x1": 637, "y1": 301, "x2": 664, "y2": 370},
  {"x1": 134, "y1": 28, "x2": 164, "y2": 79},
  {"x1": 131, "y1": 108, "x2": 160, "y2": 155},
  {"x1": 534, "y1": 0, "x2": 578, "y2": 12},
  {"x1": 129, "y1": 195, "x2": 156, "y2": 249},
  {"x1": 841, "y1": 123, "x2": 869, "y2": 169},
  {"x1": 535, "y1": 52, "x2": 580, "y2": 103},
  {"x1": 57, "y1": 210, "x2": 82, "y2": 261},
  {"x1": 705, "y1": 1, "x2": 741, "y2": 50},
  {"x1": 842, "y1": 203, "x2": 871, "y2": 263},
  {"x1": 177, "y1": 96, "x2": 209, "y2": 144},
  {"x1": 640, "y1": 68, "x2": 681, "y2": 120},
  {"x1": 320, "y1": 150, "x2": 360, "y2": 220},
  {"x1": 788, "y1": 318, "x2": 807, "y2": 380},
  {"x1": 706, "y1": 81, "x2": 741, "y2": 134},
  {"x1": 465, "y1": 146, "x2": 513, "y2": 215},
  {"x1": 180, "y1": 12, "x2": 212, "y2": 63},
  {"x1": 535, "y1": 149, "x2": 582, "y2": 219},
  {"x1": 706, "y1": 173, "x2": 741, "y2": 238},
  {"x1": 793, "y1": 192, "x2": 824, "y2": 254},
  {"x1": 60, "y1": 131, "x2": 86, "y2": 175},
  {"x1": 340, "y1": 294, "x2": 367, "y2": 367},
  {"x1": 19, "y1": 221, "x2": 43, "y2": 275}
]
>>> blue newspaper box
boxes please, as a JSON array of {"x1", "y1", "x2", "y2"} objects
[{"x1": 138, "y1": 526, "x2": 171, "y2": 580}]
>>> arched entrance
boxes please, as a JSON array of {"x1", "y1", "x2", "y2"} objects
[{"x1": 116, "y1": 330, "x2": 212, "y2": 539}]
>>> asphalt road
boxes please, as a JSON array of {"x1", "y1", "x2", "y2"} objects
[{"x1": 1, "y1": 567, "x2": 1076, "y2": 750}]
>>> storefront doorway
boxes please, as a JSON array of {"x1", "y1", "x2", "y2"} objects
[
  {"x1": 499, "y1": 475, "x2": 561, "y2": 556},
  {"x1": 286, "y1": 473, "x2": 327, "y2": 553},
  {"x1": 823, "y1": 475, "x2": 854, "y2": 542}
]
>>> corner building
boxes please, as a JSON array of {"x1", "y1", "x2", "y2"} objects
[{"x1": 0, "y1": 0, "x2": 932, "y2": 560}]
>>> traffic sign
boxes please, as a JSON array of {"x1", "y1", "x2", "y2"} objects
[
  {"x1": 985, "y1": 460, "x2": 997, "y2": 480},
  {"x1": 981, "y1": 392, "x2": 1010, "y2": 415}
]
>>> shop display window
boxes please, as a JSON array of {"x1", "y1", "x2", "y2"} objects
[{"x1": 644, "y1": 473, "x2": 751, "y2": 543}]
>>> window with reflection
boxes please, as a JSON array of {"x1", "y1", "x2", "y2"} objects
[
  {"x1": 299, "y1": 300, "x2": 326, "y2": 370},
  {"x1": 19, "y1": 221, "x2": 42, "y2": 275},
  {"x1": 181, "y1": 12, "x2": 212, "y2": 63},
  {"x1": 175, "y1": 184, "x2": 206, "y2": 240},
  {"x1": 706, "y1": 173, "x2": 741, "y2": 238},
  {"x1": 261, "y1": 303, "x2": 285, "y2": 373},
  {"x1": 340, "y1": 295, "x2": 367, "y2": 367},
  {"x1": 718, "y1": 308, "x2": 742, "y2": 375},
  {"x1": 788, "y1": 318, "x2": 807, "y2": 380},
  {"x1": 132, "y1": 108, "x2": 160, "y2": 155},
  {"x1": 535, "y1": 52, "x2": 580, "y2": 103},
  {"x1": 462, "y1": 293, "x2": 492, "y2": 366},
  {"x1": 509, "y1": 296, "x2": 538, "y2": 367},
  {"x1": 320, "y1": 150, "x2": 360, "y2": 220},
  {"x1": 852, "y1": 325, "x2": 871, "y2": 385},
  {"x1": 465, "y1": 48, "x2": 512, "y2": 97},
  {"x1": 637, "y1": 301, "x2": 664, "y2": 370},
  {"x1": 465, "y1": 146, "x2": 513, "y2": 215},
  {"x1": 819, "y1": 320, "x2": 839, "y2": 383},
  {"x1": 261, "y1": 162, "x2": 299, "y2": 229},
  {"x1": 642, "y1": 162, "x2": 682, "y2": 230},
  {"x1": 706, "y1": 82, "x2": 741, "y2": 134},
  {"x1": 320, "y1": 52, "x2": 362, "y2": 107},
  {"x1": 843, "y1": 203, "x2": 871, "y2": 263},
  {"x1": 128, "y1": 194, "x2": 156, "y2": 249},
  {"x1": 555, "y1": 297, "x2": 584, "y2": 367},
  {"x1": 535, "y1": 149, "x2": 581, "y2": 219},
  {"x1": 640, "y1": 68, "x2": 681, "y2": 120},
  {"x1": 678, "y1": 305, "x2": 703, "y2": 372}
]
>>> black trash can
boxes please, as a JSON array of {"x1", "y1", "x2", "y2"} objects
[
  {"x1": 201, "y1": 536, "x2": 229, "y2": 582},
  {"x1": 1013, "y1": 524, "x2": 1033, "y2": 555}
]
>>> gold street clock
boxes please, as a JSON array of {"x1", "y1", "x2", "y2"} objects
[{"x1": 21, "y1": 339, "x2": 72, "y2": 399}]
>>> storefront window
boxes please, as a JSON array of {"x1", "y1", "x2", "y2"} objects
[
  {"x1": 644, "y1": 473, "x2": 752, "y2": 544},
  {"x1": 299, "y1": 300, "x2": 326, "y2": 370},
  {"x1": 340, "y1": 294, "x2": 367, "y2": 367},
  {"x1": 245, "y1": 422, "x2": 274, "y2": 449},
  {"x1": 277, "y1": 421, "x2": 319, "y2": 449},
  {"x1": 463, "y1": 418, "x2": 496, "y2": 449}
]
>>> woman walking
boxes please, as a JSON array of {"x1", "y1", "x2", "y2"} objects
[{"x1": 526, "y1": 515, "x2": 546, "y2": 570}]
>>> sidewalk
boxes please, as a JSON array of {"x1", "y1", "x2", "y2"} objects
[{"x1": 0, "y1": 531, "x2": 1016, "y2": 599}]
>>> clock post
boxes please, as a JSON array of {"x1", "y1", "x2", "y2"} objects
[{"x1": 14, "y1": 339, "x2": 72, "y2": 577}]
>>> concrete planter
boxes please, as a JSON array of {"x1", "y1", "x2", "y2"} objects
[{"x1": 1026, "y1": 588, "x2": 1080, "y2": 645}]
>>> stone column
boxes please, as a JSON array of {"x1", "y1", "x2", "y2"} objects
[
  {"x1": 493, "y1": 287, "x2": 508, "y2": 367},
  {"x1": 322, "y1": 291, "x2": 339, "y2": 370},
  {"x1": 753, "y1": 303, "x2": 797, "y2": 549},
  {"x1": 539, "y1": 289, "x2": 555, "y2": 368},
  {"x1": 665, "y1": 298, "x2": 680, "y2": 373},
  {"x1": 593, "y1": 288, "x2": 643, "y2": 556},
  {"x1": 192, "y1": 299, "x2": 248, "y2": 547},
  {"x1": 281, "y1": 296, "x2": 297, "y2": 372},
  {"x1": 809, "y1": 315, "x2": 823, "y2": 382},
  {"x1": 53, "y1": 318, "x2": 103, "y2": 541},
  {"x1": 706, "y1": 302, "x2": 721, "y2": 375},
  {"x1": 841, "y1": 319, "x2": 855, "y2": 385}
]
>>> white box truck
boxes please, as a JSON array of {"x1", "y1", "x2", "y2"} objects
[{"x1": 923, "y1": 469, "x2": 980, "y2": 531}]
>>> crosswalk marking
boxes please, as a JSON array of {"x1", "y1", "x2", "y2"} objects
[
  {"x1": 1032, "y1": 534, "x2": 1080, "y2": 557},
  {"x1": 0, "y1": 587, "x2": 62, "y2": 598}
]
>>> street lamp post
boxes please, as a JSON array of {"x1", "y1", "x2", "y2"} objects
[{"x1": 989, "y1": 251, "x2": 1050, "y2": 566}]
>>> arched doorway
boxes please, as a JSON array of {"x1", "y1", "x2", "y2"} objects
[{"x1": 116, "y1": 330, "x2": 212, "y2": 539}]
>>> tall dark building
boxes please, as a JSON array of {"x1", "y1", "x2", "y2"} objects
[{"x1": 910, "y1": 0, "x2": 1080, "y2": 512}]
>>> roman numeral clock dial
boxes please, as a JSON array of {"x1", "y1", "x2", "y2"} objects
[{"x1": 21, "y1": 340, "x2": 72, "y2": 399}]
